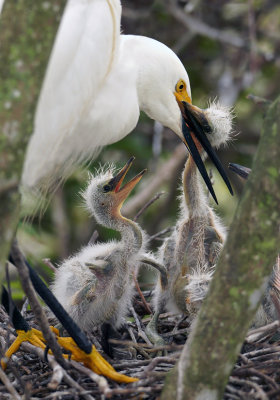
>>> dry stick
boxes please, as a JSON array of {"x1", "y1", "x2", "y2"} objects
[
  {"x1": 142, "y1": 356, "x2": 177, "y2": 375},
  {"x1": 130, "y1": 306, "x2": 152, "y2": 347},
  {"x1": 247, "y1": 94, "x2": 272, "y2": 106},
  {"x1": 229, "y1": 377, "x2": 268, "y2": 400},
  {"x1": 132, "y1": 191, "x2": 165, "y2": 314},
  {"x1": 42, "y1": 258, "x2": 57, "y2": 273},
  {"x1": 132, "y1": 273, "x2": 152, "y2": 314},
  {"x1": 10, "y1": 240, "x2": 67, "y2": 369},
  {"x1": 25, "y1": 344, "x2": 94, "y2": 400},
  {"x1": 246, "y1": 321, "x2": 279, "y2": 343},
  {"x1": 0, "y1": 367, "x2": 21, "y2": 400},
  {"x1": 2, "y1": 323, "x2": 106, "y2": 400},
  {"x1": 133, "y1": 191, "x2": 165, "y2": 222},
  {"x1": 0, "y1": 325, "x2": 64, "y2": 393},
  {"x1": 70, "y1": 361, "x2": 110, "y2": 397},
  {"x1": 148, "y1": 227, "x2": 172, "y2": 242},
  {"x1": 21, "y1": 337, "x2": 94, "y2": 400},
  {"x1": 225, "y1": 383, "x2": 247, "y2": 400},
  {"x1": 88, "y1": 230, "x2": 99, "y2": 245},
  {"x1": 233, "y1": 368, "x2": 278, "y2": 390},
  {"x1": 167, "y1": 2, "x2": 246, "y2": 48},
  {"x1": 123, "y1": 144, "x2": 187, "y2": 216},
  {"x1": 105, "y1": 384, "x2": 163, "y2": 397}
]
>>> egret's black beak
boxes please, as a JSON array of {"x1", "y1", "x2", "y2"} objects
[
  {"x1": 229, "y1": 163, "x2": 251, "y2": 180},
  {"x1": 177, "y1": 99, "x2": 233, "y2": 204}
]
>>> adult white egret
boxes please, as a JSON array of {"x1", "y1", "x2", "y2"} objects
[{"x1": 22, "y1": 0, "x2": 232, "y2": 203}]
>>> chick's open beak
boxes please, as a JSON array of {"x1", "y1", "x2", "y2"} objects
[
  {"x1": 108, "y1": 157, "x2": 146, "y2": 205},
  {"x1": 174, "y1": 92, "x2": 233, "y2": 204}
]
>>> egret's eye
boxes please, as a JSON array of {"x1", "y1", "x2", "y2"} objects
[
  {"x1": 103, "y1": 185, "x2": 111, "y2": 192},
  {"x1": 176, "y1": 79, "x2": 186, "y2": 92}
]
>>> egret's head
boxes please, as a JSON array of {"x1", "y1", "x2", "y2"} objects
[
  {"x1": 176, "y1": 100, "x2": 234, "y2": 203},
  {"x1": 133, "y1": 36, "x2": 233, "y2": 203},
  {"x1": 84, "y1": 157, "x2": 145, "y2": 226}
]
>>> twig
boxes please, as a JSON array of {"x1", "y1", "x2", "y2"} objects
[
  {"x1": 70, "y1": 360, "x2": 110, "y2": 397},
  {"x1": 0, "y1": 367, "x2": 21, "y2": 400},
  {"x1": 167, "y1": 3, "x2": 246, "y2": 48},
  {"x1": 42, "y1": 258, "x2": 57, "y2": 273},
  {"x1": 233, "y1": 367, "x2": 278, "y2": 390},
  {"x1": 229, "y1": 377, "x2": 268, "y2": 400},
  {"x1": 130, "y1": 307, "x2": 152, "y2": 347},
  {"x1": 225, "y1": 383, "x2": 247, "y2": 400},
  {"x1": 10, "y1": 240, "x2": 67, "y2": 369},
  {"x1": 142, "y1": 356, "x2": 177, "y2": 375},
  {"x1": 108, "y1": 339, "x2": 183, "y2": 353},
  {"x1": 133, "y1": 192, "x2": 165, "y2": 221},
  {"x1": 162, "y1": 327, "x2": 189, "y2": 338},
  {"x1": 20, "y1": 297, "x2": 29, "y2": 315},
  {"x1": 243, "y1": 346, "x2": 280, "y2": 361},
  {"x1": 88, "y1": 230, "x2": 99, "y2": 245},
  {"x1": 105, "y1": 384, "x2": 163, "y2": 397},
  {"x1": 247, "y1": 94, "x2": 272, "y2": 106},
  {"x1": 123, "y1": 144, "x2": 187, "y2": 216},
  {"x1": 133, "y1": 272, "x2": 152, "y2": 314},
  {"x1": 246, "y1": 320, "x2": 279, "y2": 343},
  {"x1": 148, "y1": 227, "x2": 173, "y2": 242},
  {"x1": 22, "y1": 339, "x2": 94, "y2": 400}
]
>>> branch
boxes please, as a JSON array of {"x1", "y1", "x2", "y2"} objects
[
  {"x1": 122, "y1": 143, "x2": 187, "y2": 217},
  {"x1": 162, "y1": 96, "x2": 280, "y2": 399},
  {"x1": 10, "y1": 240, "x2": 67, "y2": 369},
  {"x1": 0, "y1": 367, "x2": 21, "y2": 400},
  {"x1": 167, "y1": 3, "x2": 246, "y2": 48}
]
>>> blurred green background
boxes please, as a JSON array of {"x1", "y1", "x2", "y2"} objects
[{"x1": 11, "y1": 0, "x2": 280, "y2": 299}]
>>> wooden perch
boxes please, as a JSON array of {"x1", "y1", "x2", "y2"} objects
[{"x1": 162, "y1": 96, "x2": 280, "y2": 399}]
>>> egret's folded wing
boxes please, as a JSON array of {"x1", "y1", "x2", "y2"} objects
[{"x1": 22, "y1": 0, "x2": 121, "y2": 190}]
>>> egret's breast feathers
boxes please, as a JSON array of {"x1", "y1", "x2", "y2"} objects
[{"x1": 22, "y1": 0, "x2": 122, "y2": 190}]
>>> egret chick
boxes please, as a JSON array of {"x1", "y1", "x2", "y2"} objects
[
  {"x1": 52, "y1": 157, "x2": 166, "y2": 333},
  {"x1": 147, "y1": 102, "x2": 233, "y2": 345}
]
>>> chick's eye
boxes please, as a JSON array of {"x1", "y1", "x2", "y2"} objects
[
  {"x1": 103, "y1": 185, "x2": 111, "y2": 192},
  {"x1": 179, "y1": 84, "x2": 184, "y2": 90}
]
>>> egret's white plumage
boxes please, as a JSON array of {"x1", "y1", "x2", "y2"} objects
[
  {"x1": 146, "y1": 102, "x2": 232, "y2": 345},
  {"x1": 22, "y1": 0, "x2": 191, "y2": 191}
]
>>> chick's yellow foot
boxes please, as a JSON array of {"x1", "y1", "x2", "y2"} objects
[
  {"x1": 56, "y1": 336, "x2": 138, "y2": 383},
  {"x1": 1, "y1": 328, "x2": 46, "y2": 369}
]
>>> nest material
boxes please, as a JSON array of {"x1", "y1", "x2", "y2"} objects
[{"x1": 1, "y1": 291, "x2": 280, "y2": 399}]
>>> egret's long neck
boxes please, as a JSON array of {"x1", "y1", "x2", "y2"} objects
[
  {"x1": 183, "y1": 155, "x2": 208, "y2": 220},
  {"x1": 111, "y1": 214, "x2": 143, "y2": 255}
]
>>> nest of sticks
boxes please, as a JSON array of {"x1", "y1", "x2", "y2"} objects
[{"x1": 1, "y1": 287, "x2": 280, "y2": 400}]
